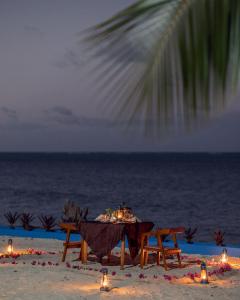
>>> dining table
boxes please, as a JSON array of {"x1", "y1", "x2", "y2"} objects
[{"x1": 79, "y1": 220, "x2": 154, "y2": 269}]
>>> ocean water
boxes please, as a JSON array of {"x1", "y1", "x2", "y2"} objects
[{"x1": 0, "y1": 153, "x2": 240, "y2": 245}]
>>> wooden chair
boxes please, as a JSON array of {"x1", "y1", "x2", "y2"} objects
[
  {"x1": 140, "y1": 227, "x2": 184, "y2": 270},
  {"x1": 60, "y1": 223, "x2": 83, "y2": 262},
  {"x1": 60, "y1": 223, "x2": 112, "y2": 265}
]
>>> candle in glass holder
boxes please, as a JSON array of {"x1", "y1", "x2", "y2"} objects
[
  {"x1": 100, "y1": 268, "x2": 110, "y2": 292},
  {"x1": 7, "y1": 239, "x2": 13, "y2": 255},
  {"x1": 220, "y1": 248, "x2": 228, "y2": 264},
  {"x1": 200, "y1": 262, "x2": 209, "y2": 284},
  {"x1": 116, "y1": 210, "x2": 123, "y2": 220}
]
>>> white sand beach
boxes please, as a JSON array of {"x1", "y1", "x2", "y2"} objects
[{"x1": 1, "y1": 237, "x2": 240, "y2": 300}]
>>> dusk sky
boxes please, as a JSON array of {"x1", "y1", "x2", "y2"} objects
[{"x1": 1, "y1": 0, "x2": 240, "y2": 152}]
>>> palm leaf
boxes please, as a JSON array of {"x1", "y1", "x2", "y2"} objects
[{"x1": 84, "y1": 0, "x2": 240, "y2": 135}]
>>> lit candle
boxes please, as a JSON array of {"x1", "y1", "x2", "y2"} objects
[
  {"x1": 7, "y1": 239, "x2": 13, "y2": 255},
  {"x1": 200, "y1": 262, "x2": 209, "y2": 284},
  {"x1": 117, "y1": 210, "x2": 123, "y2": 220},
  {"x1": 100, "y1": 268, "x2": 110, "y2": 292},
  {"x1": 220, "y1": 248, "x2": 228, "y2": 264}
]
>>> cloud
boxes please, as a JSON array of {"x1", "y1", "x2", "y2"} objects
[
  {"x1": 0, "y1": 107, "x2": 18, "y2": 120},
  {"x1": 0, "y1": 106, "x2": 45, "y2": 131},
  {"x1": 44, "y1": 106, "x2": 109, "y2": 127},
  {"x1": 0, "y1": 121, "x2": 45, "y2": 131},
  {"x1": 53, "y1": 48, "x2": 86, "y2": 69},
  {"x1": 45, "y1": 106, "x2": 81, "y2": 125},
  {"x1": 44, "y1": 106, "x2": 150, "y2": 129},
  {"x1": 49, "y1": 106, "x2": 74, "y2": 117},
  {"x1": 24, "y1": 25, "x2": 45, "y2": 38}
]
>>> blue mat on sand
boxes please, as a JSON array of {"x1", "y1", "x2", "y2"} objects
[{"x1": 0, "y1": 226, "x2": 239, "y2": 257}]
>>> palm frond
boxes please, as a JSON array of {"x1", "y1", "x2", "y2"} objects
[{"x1": 84, "y1": 0, "x2": 240, "y2": 135}]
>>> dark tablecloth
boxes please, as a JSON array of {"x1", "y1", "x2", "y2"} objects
[
  {"x1": 79, "y1": 221, "x2": 154, "y2": 260},
  {"x1": 124, "y1": 222, "x2": 154, "y2": 259}
]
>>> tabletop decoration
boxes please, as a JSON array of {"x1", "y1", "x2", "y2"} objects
[
  {"x1": 115, "y1": 209, "x2": 124, "y2": 220},
  {"x1": 95, "y1": 204, "x2": 140, "y2": 223}
]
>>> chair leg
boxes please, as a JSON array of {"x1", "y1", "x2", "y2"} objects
[
  {"x1": 81, "y1": 240, "x2": 88, "y2": 264},
  {"x1": 78, "y1": 239, "x2": 82, "y2": 261},
  {"x1": 144, "y1": 251, "x2": 148, "y2": 265},
  {"x1": 162, "y1": 253, "x2": 168, "y2": 271},
  {"x1": 120, "y1": 238, "x2": 125, "y2": 270},
  {"x1": 177, "y1": 253, "x2": 182, "y2": 267},
  {"x1": 140, "y1": 249, "x2": 144, "y2": 268},
  {"x1": 157, "y1": 252, "x2": 160, "y2": 265},
  {"x1": 62, "y1": 229, "x2": 71, "y2": 262}
]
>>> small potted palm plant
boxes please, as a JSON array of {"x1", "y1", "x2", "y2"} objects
[{"x1": 4, "y1": 212, "x2": 20, "y2": 229}]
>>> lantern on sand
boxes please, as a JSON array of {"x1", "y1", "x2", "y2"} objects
[
  {"x1": 100, "y1": 268, "x2": 110, "y2": 292},
  {"x1": 7, "y1": 239, "x2": 13, "y2": 255},
  {"x1": 220, "y1": 248, "x2": 228, "y2": 264},
  {"x1": 200, "y1": 261, "x2": 209, "y2": 284}
]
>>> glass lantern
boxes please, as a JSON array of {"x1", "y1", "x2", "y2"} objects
[
  {"x1": 200, "y1": 261, "x2": 209, "y2": 284},
  {"x1": 100, "y1": 268, "x2": 110, "y2": 292},
  {"x1": 220, "y1": 248, "x2": 228, "y2": 264},
  {"x1": 7, "y1": 239, "x2": 13, "y2": 255}
]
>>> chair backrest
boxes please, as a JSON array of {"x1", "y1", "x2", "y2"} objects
[
  {"x1": 140, "y1": 230, "x2": 158, "y2": 247},
  {"x1": 169, "y1": 227, "x2": 185, "y2": 248},
  {"x1": 156, "y1": 229, "x2": 171, "y2": 249},
  {"x1": 157, "y1": 229, "x2": 171, "y2": 236},
  {"x1": 157, "y1": 227, "x2": 185, "y2": 248},
  {"x1": 141, "y1": 227, "x2": 185, "y2": 250},
  {"x1": 170, "y1": 227, "x2": 185, "y2": 234}
]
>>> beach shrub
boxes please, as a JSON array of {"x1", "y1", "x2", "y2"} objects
[
  {"x1": 62, "y1": 200, "x2": 79, "y2": 223},
  {"x1": 62, "y1": 200, "x2": 88, "y2": 224},
  {"x1": 185, "y1": 227, "x2": 197, "y2": 244},
  {"x1": 38, "y1": 215, "x2": 57, "y2": 231},
  {"x1": 4, "y1": 211, "x2": 20, "y2": 229},
  {"x1": 21, "y1": 213, "x2": 35, "y2": 230},
  {"x1": 214, "y1": 230, "x2": 225, "y2": 246}
]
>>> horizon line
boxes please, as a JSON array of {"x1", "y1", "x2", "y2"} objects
[{"x1": 0, "y1": 151, "x2": 239, "y2": 154}]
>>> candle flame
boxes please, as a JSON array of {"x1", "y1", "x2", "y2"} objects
[
  {"x1": 117, "y1": 210, "x2": 123, "y2": 219},
  {"x1": 200, "y1": 263, "x2": 209, "y2": 284},
  {"x1": 102, "y1": 275, "x2": 109, "y2": 288},
  {"x1": 221, "y1": 253, "x2": 228, "y2": 263},
  {"x1": 7, "y1": 245, "x2": 13, "y2": 254},
  {"x1": 201, "y1": 270, "x2": 207, "y2": 280}
]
